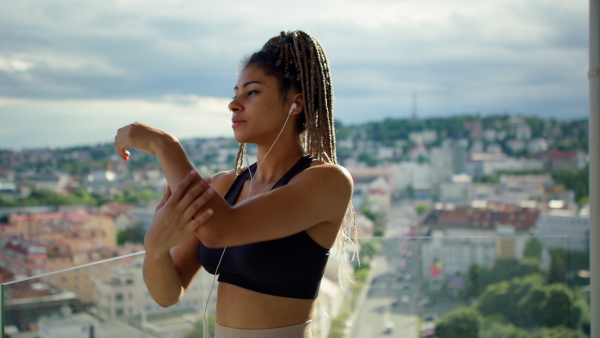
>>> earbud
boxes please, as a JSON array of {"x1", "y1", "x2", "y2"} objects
[{"x1": 289, "y1": 103, "x2": 297, "y2": 114}]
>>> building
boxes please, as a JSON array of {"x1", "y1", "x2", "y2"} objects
[
  {"x1": 420, "y1": 203, "x2": 540, "y2": 289},
  {"x1": 533, "y1": 148, "x2": 579, "y2": 171},
  {"x1": 94, "y1": 261, "x2": 212, "y2": 322},
  {"x1": 2, "y1": 280, "x2": 81, "y2": 332},
  {"x1": 38, "y1": 311, "x2": 99, "y2": 338},
  {"x1": 536, "y1": 212, "x2": 590, "y2": 252},
  {"x1": 439, "y1": 174, "x2": 473, "y2": 204},
  {"x1": 0, "y1": 238, "x2": 47, "y2": 278}
]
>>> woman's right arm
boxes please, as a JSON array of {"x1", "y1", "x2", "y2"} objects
[{"x1": 142, "y1": 171, "x2": 215, "y2": 307}]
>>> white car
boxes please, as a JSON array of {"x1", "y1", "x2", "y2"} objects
[{"x1": 383, "y1": 321, "x2": 395, "y2": 334}]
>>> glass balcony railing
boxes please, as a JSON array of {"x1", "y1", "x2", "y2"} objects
[{"x1": 1, "y1": 236, "x2": 591, "y2": 338}]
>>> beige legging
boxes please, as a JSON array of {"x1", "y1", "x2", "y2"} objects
[{"x1": 215, "y1": 321, "x2": 312, "y2": 338}]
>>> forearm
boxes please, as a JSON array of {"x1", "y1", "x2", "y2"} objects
[
  {"x1": 153, "y1": 135, "x2": 200, "y2": 189},
  {"x1": 142, "y1": 249, "x2": 185, "y2": 307}
]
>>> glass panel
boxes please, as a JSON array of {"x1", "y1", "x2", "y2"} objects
[
  {"x1": 335, "y1": 236, "x2": 591, "y2": 338},
  {"x1": 1, "y1": 252, "x2": 217, "y2": 337},
  {"x1": 1, "y1": 236, "x2": 590, "y2": 338}
]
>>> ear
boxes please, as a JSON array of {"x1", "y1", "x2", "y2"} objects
[{"x1": 290, "y1": 93, "x2": 304, "y2": 115}]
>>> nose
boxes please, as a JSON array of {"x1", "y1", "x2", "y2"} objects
[{"x1": 228, "y1": 98, "x2": 242, "y2": 113}]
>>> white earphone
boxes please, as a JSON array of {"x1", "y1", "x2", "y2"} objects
[{"x1": 289, "y1": 103, "x2": 297, "y2": 114}]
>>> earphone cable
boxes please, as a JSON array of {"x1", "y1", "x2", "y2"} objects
[{"x1": 202, "y1": 105, "x2": 293, "y2": 337}]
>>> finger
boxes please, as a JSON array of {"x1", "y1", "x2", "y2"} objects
[
  {"x1": 114, "y1": 132, "x2": 132, "y2": 161},
  {"x1": 182, "y1": 186, "x2": 214, "y2": 221},
  {"x1": 188, "y1": 209, "x2": 213, "y2": 231},
  {"x1": 169, "y1": 170, "x2": 199, "y2": 204},
  {"x1": 178, "y1": 178, "x2": 211, "y2": 216},
  {"x1": 155, "y1": 186, "x2": 171, "y2": 210}
]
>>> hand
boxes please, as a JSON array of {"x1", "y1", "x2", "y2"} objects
[
  {"x1": 114, "y1": 122, "x2": 176, "y2": 161},
  {"x1": 144, "y1": 170, "x2": 215, "y2": 254}
]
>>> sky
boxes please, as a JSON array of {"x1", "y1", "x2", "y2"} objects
[{"x1": 0, "y1": 0, "x2": 590, "y2": 150}]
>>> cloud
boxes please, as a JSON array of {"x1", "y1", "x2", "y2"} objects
[
  {"x1": 0, "y1": 0, "x2": 590, "y2": 148},
  {"x1": 0, "y1": 96, "x2": 232, "y2": 150}
]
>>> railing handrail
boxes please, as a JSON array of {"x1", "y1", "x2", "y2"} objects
[{"x1": 0, "y1": 251, "x2": 145, "y2": 286}]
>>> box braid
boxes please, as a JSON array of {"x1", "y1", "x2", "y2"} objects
[
  {"x1": 235, "y1": 30, "x2": 336, "y2": 171},
  {"x1": 234, "y1": 30, "x2": 358, "y2": 272}
]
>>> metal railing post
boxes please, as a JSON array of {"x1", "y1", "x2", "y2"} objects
[{"x1": 589, "y1": 1, "x2": 599, "y2": 337}]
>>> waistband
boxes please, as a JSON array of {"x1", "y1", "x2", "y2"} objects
[{"x1": 215, "y1": 321, "x2": 312, "y2": 338}]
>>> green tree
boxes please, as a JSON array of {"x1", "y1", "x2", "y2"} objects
[
  {"x1": 415, "y1": 203, "x2": 429, "y2": 216},
  {"x1": 117, "y1": 222, "x2": 146, "y2": 245},
  {"x1": 477, "y1": 274, "x2": 546, "y2": 326},
  {"x1": 185, "y1": 316, "x2": 215, "y2": 338},
  {"x1": 515, "y1": 285, "x2": 546, "y2": 327},
  {"x1": 533, "y1": 326, "x2": 586, "y2": 338},
  {"x1": 551, "y1": 165, "x2": 589, "y2": 206},
  {"x1": 544, "y1": 284, "x2": 576, "y2": 328},
  {"x1": 548, "y1": 249, "x2": 567, "y2": 284},
  {"x1": 435, "y1": 307, "x2": 481, "y2": 338},
  {"x1": 480, "y1": 319, "x2": 532, "y2": 338},
  {"x1": 505, "y1": 329, "x2": 532, "y2": 338},
  {"x1": 358, "y1": 239, "x2": 381, "y2": 263},
  {"x1": 467, "y1": 264, "x2": 483, "y2": 298},
  {"x1": 357, "y1": 153, "x2": 380, "y2": 167},
  {"x1": 523, "y1": 238, "x2": 543, "y2": 261}
]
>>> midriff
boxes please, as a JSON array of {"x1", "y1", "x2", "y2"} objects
[{"x1": 215, "y1": 282, "x2": 315, "y2": 329}]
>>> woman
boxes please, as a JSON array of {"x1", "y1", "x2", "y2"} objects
[{"x1": 114, "y1": 30, "x2": 355, "y2": 337}]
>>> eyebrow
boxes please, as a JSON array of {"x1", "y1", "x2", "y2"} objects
[{"x1": 234, "y1": 80, "x2": 264, "y2": 90}]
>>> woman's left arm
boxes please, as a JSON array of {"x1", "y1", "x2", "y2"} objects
[
  {"x1": 115, "y1": 122, "x2": 198, "y2": 189},
  {"x1": 197, "y1": 164, "x2": 354, "y2": 248},
  {"x1": 115, "y1": 122, "x2": 353, "y2": 248}
]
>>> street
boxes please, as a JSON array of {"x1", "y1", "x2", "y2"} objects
[{"x1": 347, "y1": 199, "x2": 422, "y2": 337}]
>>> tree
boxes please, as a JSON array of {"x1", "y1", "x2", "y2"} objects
[
  {"x1": 185, "y1": 316, "x2": 215, "y2": 338},
  {"x1": 358, "y1": 239, "x2": 381, "y2": 263},
  {"x1": 532, "y1": 326, "x2": 586, "y2": 338},
  {"x1": 466, "y1": 264, "x2": 483, "y2": 297},
  {"x1": 415, "y1": 203, "x2": 429, "y2": 216},
  {"x1": 547, "y1": 249, "x2": 567, "y2": 284},
  {"x1": 544, "y1": 284, "x2": 576, "y2": 328},
  {"x1": 523, "y1": 238, "x2": 543, "y2": 261},
  {"x1": 477, "y1": 274, "x2": 546, "y2": 327},
  {"x1": 117, "y1": 222, "x2": 146, "y2": 245},
  {"x1": 505, "y1": 329, "x2": 532, "y2": 338},
  {"x1": 515, "y1": 285, "x2": 546, "y2": 327},
  {"x1": 436, "y1": 307, "x2": 481, "y2": 338}
]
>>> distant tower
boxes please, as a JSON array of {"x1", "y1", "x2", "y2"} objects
[{"x1": 411, "y1": 93, "x2": 418, "y2": 120}]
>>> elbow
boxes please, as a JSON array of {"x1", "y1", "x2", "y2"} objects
[
  {"x1": 197, "y1": 224, "x2": 225, "y2": 249},
  {"x1": 146, "y1": 290, "x2": 181, "y2": 308},
  {"x1": 155, "y1": 298, "x2": 178, "y2": 308}
]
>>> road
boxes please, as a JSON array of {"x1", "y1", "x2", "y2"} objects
[{"x1": 347, "y1": 199, "x2": 422, "y2": 338}]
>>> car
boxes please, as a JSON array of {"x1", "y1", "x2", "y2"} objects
[
  {"x1": 419, "y1": 298, "x2": 435, "y2": 307},
  {"x1": 424, "y1": 313, "x2": 439, "y2": 322},
  {"x1": 383, "y1": 321, "x2": 395, "y2": 334}
]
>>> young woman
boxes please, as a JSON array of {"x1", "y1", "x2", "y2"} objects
[{"x1": 114, "y1": 30, "x2": 355, "y2": 337}]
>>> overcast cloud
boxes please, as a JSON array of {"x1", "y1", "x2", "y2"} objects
[{"x1": 0, "y1": 0, "x2": 589, "y2": 149}]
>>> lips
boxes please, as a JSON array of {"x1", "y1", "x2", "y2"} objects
[{"x1": 231, "y1": 117, "x2": 246, "y2": 128}]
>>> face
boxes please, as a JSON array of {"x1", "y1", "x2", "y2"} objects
[{"x1": 228, "y1": 64, "x2": 295, "y2": 144}]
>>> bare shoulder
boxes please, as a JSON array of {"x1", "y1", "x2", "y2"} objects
[
  {"x1": 209, "y1": 169, "x2": 238, "y2": 196},
  {"x1": 292, "y1": 160, "x2": 354, "y2": 195}
]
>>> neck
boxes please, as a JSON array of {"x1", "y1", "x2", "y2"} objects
[{"x1": 250, "y1": 137, "x2": 304, "y2": 184}]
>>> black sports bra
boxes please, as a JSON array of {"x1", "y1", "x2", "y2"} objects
[{"x1": 199, "y1": 155, "x2": 330, "y2": 299}]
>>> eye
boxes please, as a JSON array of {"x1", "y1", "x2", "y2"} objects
[{"x1": 248, "y1": 90, "x2": 259, "y2": 96}]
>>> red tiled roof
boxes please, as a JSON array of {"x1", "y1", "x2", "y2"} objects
[{"x1": 426, "y1": 203, "x2": 540, "y2": 231}]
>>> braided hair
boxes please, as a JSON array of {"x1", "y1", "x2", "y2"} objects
[{"x1": 234, "y1": 30, "x2": 358, "y2": 270}]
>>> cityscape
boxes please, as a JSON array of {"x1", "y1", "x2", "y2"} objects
[{"x1": 0, "y1": 114, "x2": 592, "y2": 338}]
